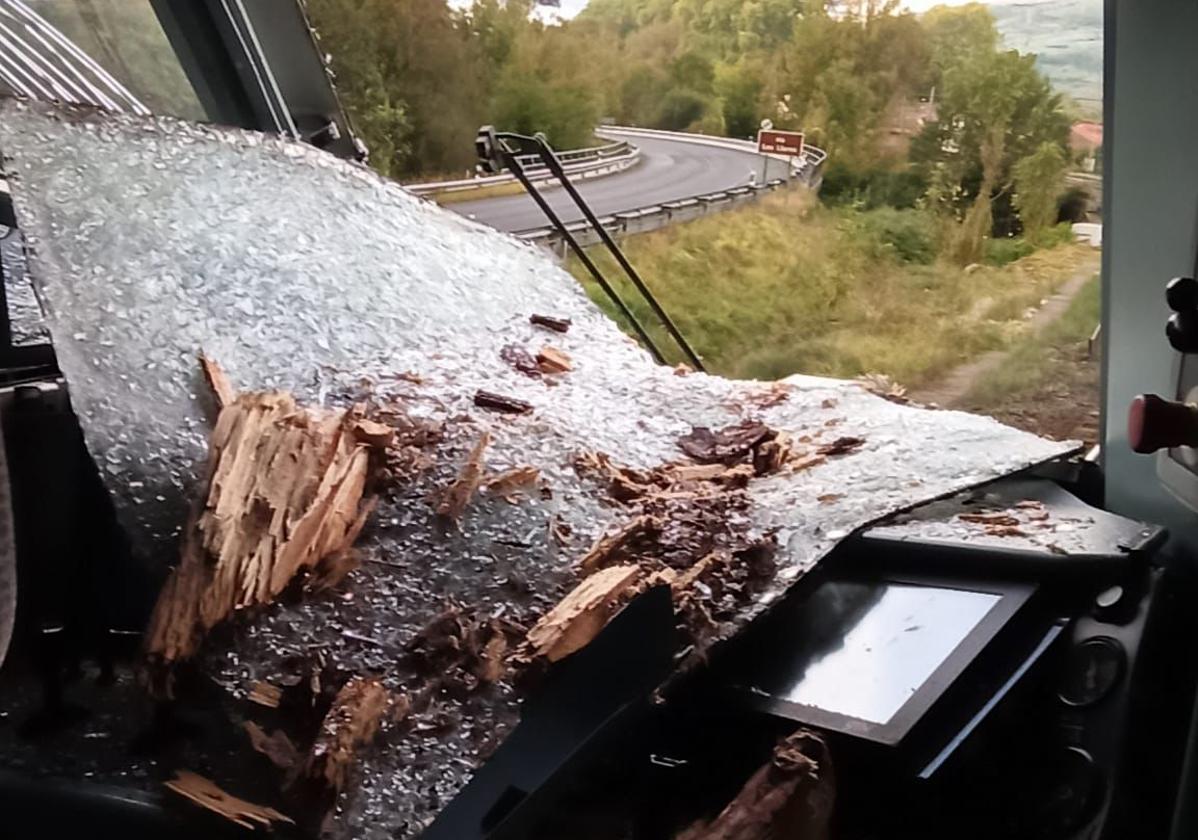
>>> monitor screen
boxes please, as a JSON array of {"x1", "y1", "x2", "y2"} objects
[{"x1": 760, "y1": 581, "x2": 1002, "y2": 725}]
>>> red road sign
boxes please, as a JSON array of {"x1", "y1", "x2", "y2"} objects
[{"x1": 757, "y1": 129, "x2": 805, "y2": 156}]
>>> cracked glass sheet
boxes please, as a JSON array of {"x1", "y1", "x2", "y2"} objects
[
  {"x1": 0, "y1": 225, "x2": 49, "y2": 346},
  {"x1": 0, "y1": 98, "x2": 1076, "y2": 838},
  {"x1": 866, "y1": 478, "x2": 1159, "y2": 558}
]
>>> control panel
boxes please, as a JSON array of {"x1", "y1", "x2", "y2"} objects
[{"x1": 1127, "y1": 276, "x2": 1198, "y2": 511}]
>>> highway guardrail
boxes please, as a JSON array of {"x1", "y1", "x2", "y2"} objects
[
  {"x1": 516, "y1": 127, "x2": 827, "y2": 248},
  {"x1": 406, "y1": 139, "x2": 639, "y2": 197}
]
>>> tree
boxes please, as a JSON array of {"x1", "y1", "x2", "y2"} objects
[
  {"x1": 1012, "y1": 141, "x2": 1068, "y2": 235},
  {"x1": 916, "y1": 47, "x2": 1068, "y2": 262},
  {"x1": 921, "y1": 3, "x2": 999, "y2": 81}
]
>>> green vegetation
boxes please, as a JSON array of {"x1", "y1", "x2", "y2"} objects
[
  {"x1": 964, "y1": 272, "x2": 1101, "y2": 406},
  {"x1": 568, "y1": 193, "x2": 1093, "y2": 385},
  {"x1": 308, "y1": 0, "x2": 1098, "y2": 399}
]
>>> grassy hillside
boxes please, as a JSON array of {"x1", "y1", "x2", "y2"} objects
[{"x1": 568, "y1": 191, "x2": 1095, "y2": 385}]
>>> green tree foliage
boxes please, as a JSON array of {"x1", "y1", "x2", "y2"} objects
[
  {"x1": 306, "y1": 0, "x2": 1072, "y2": 270},
  {"x1": 1013, "y1": 142, "x2": 1069, "y2": 235},
  {"x1": 912, "y1": 5, "x2": 1069, "y2": 262}
]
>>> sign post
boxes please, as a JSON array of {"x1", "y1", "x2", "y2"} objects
[{"x1": 755, "y1": 127, "x2": 805, "y2": 182}]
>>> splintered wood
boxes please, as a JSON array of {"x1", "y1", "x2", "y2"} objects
[
  {"x1": 244, "y1": 721, "x2": 301, "y2": 774},
  {"x1": 144, "y1": 389, "x2": 389, "y2": 678},
  {"x1": 303, "y1": 676, "x2": 392, "y2": 801},
  {"x1": 437, "y1": 432, "x2": 490, "y2": 520},
  {"x1": 165, "y1": 770, "x2": 293, "y2": 829},
  {"x1": 481, "y1": 466, "x2": 540, "y2": 502},
  {"x1": 200, "y1": 353, "x2": 236, "y2": 409},
  {"x1": 515, "y1": 564, "x2": 644, "y2": 664},
  {"x1": 676, "y1": 730, "x2": 834, "y2": 840},
  {"x1": 536, "y1": 346, "x2": 572, "y2": 374}
]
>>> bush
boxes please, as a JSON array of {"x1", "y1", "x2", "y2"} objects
[
  {"x1": 984, "y1": 236, "x2": 1036, "y2": 267},
  {"x1": 984, "y1": 223, "x2": 1074, "y2": 266},
  {"x1": 820, "y1": 163, "x2": 928, "y2": 210},
  {"x1": 851, "y1": 208, "x2": 941, "y2": 264}
]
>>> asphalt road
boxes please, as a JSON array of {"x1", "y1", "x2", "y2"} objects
[{"x1": 447, "y1": 131, "x2": 790, "y2": 233}]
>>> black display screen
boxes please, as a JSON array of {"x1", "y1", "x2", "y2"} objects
[
  {"x1": 740, "y1": 574, "x2": 1032, "y2": 744},
  {"x1": 761, "y1": 581, "x2": 1002, "y2": 724}
]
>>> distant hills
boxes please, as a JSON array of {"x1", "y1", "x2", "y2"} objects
[{"x1": 988, "y1": 0, "x2": 1103, "y2": 107}]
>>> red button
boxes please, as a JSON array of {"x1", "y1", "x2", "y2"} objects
[{"x1": 1128, "y1": 394, "x2": 1198, "y2": 453}]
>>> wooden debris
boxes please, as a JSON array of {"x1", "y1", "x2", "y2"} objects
[
  {"x1": 744, "y1": 382, "x2": 791, "y2": 408},
  {"x1": 816, "y1": 436, "x2": 865, "y2": 457},
  {"x1": 536, "y1": 346, "x2": 573, "y2": 374},
  {"x1": 676, "y1": 729, "x2": 834, "y2": 840},
  {"x1": 752, "y1": 432, "x2": 793, "y2": 476},
  {"x1": 481, "y1": 465, "x2": 540, "y2": 502},
  {"x1": 405, "y1": 603, "x2": 523, "y2": 692},
  {"x1": 820, "y1": 397, "x2": 838, "y2": 409},
  {"x1": 529, "y1": 313, "x2": 572, "y2": 333},
  {"x1": 144, "y1": 391, "x2": 389, "y2": 684},
  {"x1": 817, "y1": 494, "x2": 842, "y2": 504},
  {"x1": 352, "y1": 417, "x2": 395, "y2": 448},
  {"x1": 437, "y1": 432, "x2": 491, "y2": 520},
  {"x1": 986, "y1": 525, "x2": 1028, "y2": 537},
  {"x1": 474, "y1": 390, "x2": 533, "y2": 414},
  {"x1": 165, "y1": 770, "x2": 293, "y2": 830},
  {"x1": 501, "y1": 344, "x2": 542, "y2": 378},
  {"x1": 673, "y1": 363, "x2": 694, "y2": 376},
  {"x1": 577, "y1": 515, "x2": 661, "y2": 574},
  {"x1": 200, "y1": 353, "x2": 237, "y2": 409},
  {"x1": 303, "y1": 676, "x2": 391, "y2": 800},
  {"x1": 247, "y1": 680, "x2": 283, "y2": 709},
  {"x1": 958, "y1": 512, "x2": 1021, "y2": 527},
  {"x1": 678, "y1": 420, "x2": 776, "y2": 465},
  {"x1": 244, "y1": 721, "x2": 300, "y2": 774},
  {"x1": 857, "y1": 372, "x2": 910, "y2": 405},
  {"x1": 516, "y1": 564, "x2": 644, "y2": 664},
  {"x1": 789, "y1": 452, "x2": 827, "y2": 473}
]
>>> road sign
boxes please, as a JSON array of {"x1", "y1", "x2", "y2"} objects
[{"x1": 757, "y1": 129, "x2": 805, "y2": 156}]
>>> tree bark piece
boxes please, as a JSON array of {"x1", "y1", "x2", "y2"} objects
[
  {"x1": 165, "y1": 770, "x2": 293, "y2": 830},
  {"x1": 816, "y1": 436, "x2": 865, "y2": 457},
  {"x1": 144, "y1": 391, "x2": 387, "y2": 683},
  {"x1": 474, "y1": 390, "x2": 533, "y2": 414},
  {"x1": 529, "y1": 313, "x2": 571, "y2": 333},
  {"x1": 676, "y1": 729, "x2": 834, "y2": 840},
  {"x1": 678, "y1": 421, "x2": 776, "y2": 464},
  {"x1": 303, "y1": 676, "x2": 392, "y2": 799},
  {"x1": 515, "y1": 564, "x2": 643, "y2": 664},
  {"x1": 436, "y1": 432, "x2": 490, "y2": 520}
]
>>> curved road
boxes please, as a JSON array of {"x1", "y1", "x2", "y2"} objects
[{"x1": 448, "y1": 131, "x2": 789, "y2": 233}]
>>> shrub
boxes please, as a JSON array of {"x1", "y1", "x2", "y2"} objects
[
  {"x1": 820, "y1": 163, "x2": 928, "y2": 210},
  {"x1": 984, "y1": 236, "x2": 1036, "y2": 267},
  {"x1": 852, "y1": 207, "x2": 941, "y2": 264}
]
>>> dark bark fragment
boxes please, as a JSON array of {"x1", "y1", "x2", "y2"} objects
[
  {"x1": 529, "y1": 313, "x2": 572, "y2": 332},
  {"x1": 474, "y1": 390, "x2": 534, "y2": 414}
]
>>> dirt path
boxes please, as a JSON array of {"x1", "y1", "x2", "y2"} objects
[{"x1": 910, "y1": 253, "x2": 1101, "y2": 408}]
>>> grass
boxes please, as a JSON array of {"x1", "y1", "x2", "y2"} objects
[
  {"x1": 431, "y1": 179, "x2": 530, "y2": 205},
  {"x1": 567, "y1": 191, "x2": 1098, "y2": 386},
  {"x1": 964, "y1": 273, "x2": 1101, "y2": 406}
]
